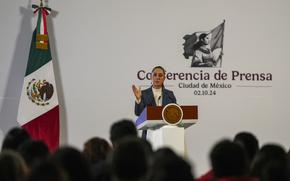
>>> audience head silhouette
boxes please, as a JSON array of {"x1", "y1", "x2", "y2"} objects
[
  {"x1": 1, "y1": 127, "x2": 31, "y2": 151},
  {"x1": 109, "y1": 137, "x2": 150, "y2": 181},
  {"x1": 210, "y1": 139, "x2": 248, "y2": 178},
  {"x1": 251, "y1": 144, "x2": 289, "y2": 180},
  {"x1": 0, "y1": 150, "x2": 28, "y2": 181},
  {"x1": 83, "y1": 137, "x2": 112, "y2": 165},
  {"x1": 110, "y1": 119, "x2": 137, "y2": 147},
  {"x1": 51, "y1": 146, "x2": 92, "y2": 181},
  {"x1": 27, "y1": 160, "x2": 68, "y2": 181},
  {"x1": 19, "y1": 140, "x2": 49, "y2": 169},
  {"x1": 234, "y1": 131, "x2": 259, "y2": 164},
  {"x1": 149, "y1": 147, "x2": 195, "y2": 181}
]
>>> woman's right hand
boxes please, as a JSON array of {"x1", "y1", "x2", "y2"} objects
[{"x1": 132, "y1": 85, "x2": 142, "y2": 102}]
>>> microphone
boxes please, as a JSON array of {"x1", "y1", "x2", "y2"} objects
[{"x1": 158, "y1": 96, "x2": 161, "y2": 106}]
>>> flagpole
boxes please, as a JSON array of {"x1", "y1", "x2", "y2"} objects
[{"x1": 220, "y1": 20, "x2": 225, "y2": 67}]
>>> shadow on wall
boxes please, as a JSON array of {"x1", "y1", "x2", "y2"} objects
[
  {"x1": 0, "y1": 0, "x2": 68, "y2": 146},
  {"x1": 0, "y1": 1, "x2": 33, "y2": 139},
  {"x1": 45, "y1": 0, "x2": 68, "y2": 145}
]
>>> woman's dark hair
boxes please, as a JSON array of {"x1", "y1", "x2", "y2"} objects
[{"x1": 152, "y1": 66, "x2": 166, "y2": 74}]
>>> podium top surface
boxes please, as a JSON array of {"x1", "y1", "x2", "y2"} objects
[
  {"x1": 146, "y1": 105, "x2": 198, "y2": 120},
  {"x1": 135, "y1": 105, "x2": 198, "y2": 130}
]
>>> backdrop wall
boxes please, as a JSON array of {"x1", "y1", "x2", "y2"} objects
[{"x1": 1, "y1": 0, "x2": 290, "y2": 176}]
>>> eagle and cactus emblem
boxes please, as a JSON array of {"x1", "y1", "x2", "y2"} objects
[{"x1": 26, "y1": 79, "x2": 54, "y2": 106}]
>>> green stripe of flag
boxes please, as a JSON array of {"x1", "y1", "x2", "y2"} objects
[
  {"x1": 25, "y1": 30, "x2": 52, "y2": 76},
  {"x1": 36, "y1": 10, "x2": 42, "y2": 34}
]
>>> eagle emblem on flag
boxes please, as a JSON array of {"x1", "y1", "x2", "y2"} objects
[{"x1": 26, "y1": 79, "x2": 54, "y2": 106}]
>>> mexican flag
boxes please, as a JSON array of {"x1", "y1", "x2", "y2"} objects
[{"x1": 17, "y1": 4, "x2": 59, "y2": 151}]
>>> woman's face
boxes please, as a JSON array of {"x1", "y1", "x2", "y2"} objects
[
  {"x1": 202, "y1": 35, "x2": 210, "y2": 45},
  {"x1": 151, "y1": 68, "x2": 165, "y2": 89}
]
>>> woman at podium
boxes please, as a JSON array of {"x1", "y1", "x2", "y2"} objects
[{"x1": 132, "y1": 66, "x2": 177, "y2": 138}]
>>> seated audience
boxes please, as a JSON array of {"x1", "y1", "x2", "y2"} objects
[
  {"x1": 198, "y1": 132, "x2": 259, "y2": 181},
  {"x1": 2, "y1": 122, "x2": 290, "y2": 181}
]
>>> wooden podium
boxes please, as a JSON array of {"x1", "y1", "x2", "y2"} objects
[{"x1": 135, "y1": 104, "x2": 198, "y2": 156}]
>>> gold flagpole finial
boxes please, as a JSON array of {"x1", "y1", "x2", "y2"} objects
[{"x1": 40, "y1": 0, "x2": 43, "y2": 7}]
